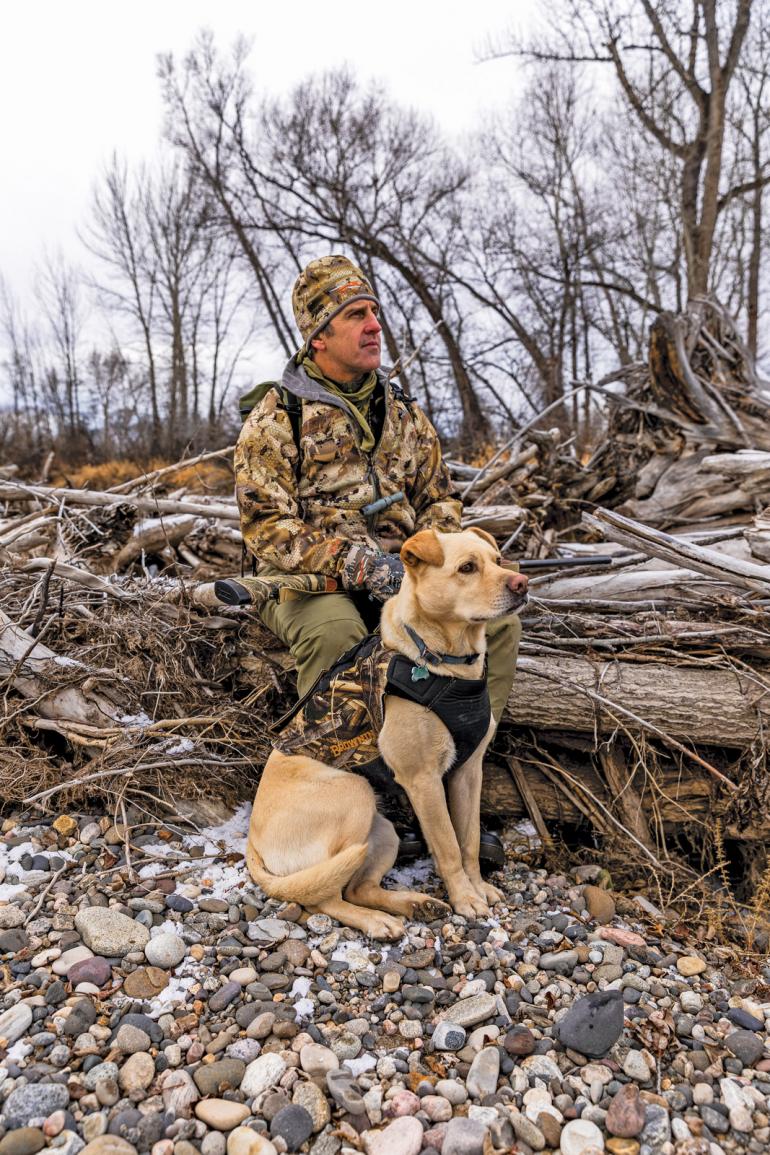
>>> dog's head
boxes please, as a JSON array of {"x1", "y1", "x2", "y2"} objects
[{"x1": 399, "y1": 528, "x2": 528, "y2": 624}]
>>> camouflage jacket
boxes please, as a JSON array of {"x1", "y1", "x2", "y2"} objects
[{"x1": 234, "y1": 357, "x2": 461, "y2": 575}]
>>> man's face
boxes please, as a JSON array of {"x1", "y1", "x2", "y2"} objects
[{"x1": 311, "y1": 300, "x2": 382, "y2": 382}]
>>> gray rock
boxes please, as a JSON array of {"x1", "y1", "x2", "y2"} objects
[
  {"x1": 725, "y1": 1029, "x2": 765, "y2": 1068},
  {"x1": 143, "y1": 931, "x2": 186, "y2": 969},
  {"x1": 700, "y1": 1105, "x2": 729, "y2": 1135},
  {"x1": 442, "y1": 1117, "x2": 490, "y2": 1155},
  {"x1": 466, "y1": 1047, "x2": 500, "y2": 1099},
  {"x1": 0, "y1": 929, "x2": 29, "y2": 954},
  {"x1": 2, "y1": 1083, "x2": 70, "y2": 1128},
  {"x1": 436, "y1": 992, "x2": 497, "y2": 1028},
  {"x1": 208, "y1": 980, "x2": 241, "y2": 1012},
  {"x1": 326, "y1": 1068, "x2": 365, "y2": 1115},
  {"x1": 556, "y1": 989, "x2": 625, "y2": 1057},
  {"x1": 640, "y1": 1103, "x2": 672, "y2": 1147},
  {"x1": 84, "y1": 1062, "x2": 120, "y2": 1091},
  {"x1": 539, "y1": 949, "x2": 579, "y2": 975},
  {"x1": 270, "y1": 1105, "x2": 314, "y2": 1152},
  {"x1": 114, "y1": 1023, "x2": 151, "y2": 1054},
  {"x1": 193, "y1": 1059, "x2": 246, "y2": 1096},
  {"x1": 74, "y1": 907, "x2": 150, "y2": 957},
  {"x1": 0, "y1": 907, "x2": 25, "y2": 929}
]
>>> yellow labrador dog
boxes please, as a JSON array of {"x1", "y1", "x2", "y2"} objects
[{"x1": 246, "y1": 528, "x2": 528, "y2": 939}]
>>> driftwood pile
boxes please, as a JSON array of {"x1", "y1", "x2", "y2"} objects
[{"x1": 3, "y1": 298, "x2": 770, "y2": 919}]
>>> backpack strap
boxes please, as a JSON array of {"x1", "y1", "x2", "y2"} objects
[{"x1": 281, "y1": 387, "x2": 302, "y2": 464}]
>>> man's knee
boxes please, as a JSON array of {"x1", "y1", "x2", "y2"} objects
[
  {"x1": 294, "y1": 615, "x2": 368, "y2": 696},
  {"x1": 486, "y1": 615, "x2": 522, "y2": 726}
]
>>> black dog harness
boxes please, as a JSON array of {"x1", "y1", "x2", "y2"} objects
[{"x1": 272, "y1": 634, "x2": 491, "y2": 819}]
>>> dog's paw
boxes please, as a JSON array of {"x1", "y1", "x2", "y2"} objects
[
  {"x1": 408, "y1": 895, "x2": 452, "y2": 922},
  {"x1": 366, "y1": 913, "x2": 406, "y2": 940},
  {"x1": 476, "y1": 881, "x2": 503, "y2": 905},
  {"x1": 450, "y1": 889, "x2": 491, "y2": 920}
]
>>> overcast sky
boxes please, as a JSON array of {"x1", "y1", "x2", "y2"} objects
[{"x1": 0, "y1": 0, "x2": 539, "y2": 305}]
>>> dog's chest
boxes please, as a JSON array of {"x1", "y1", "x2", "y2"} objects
[{"x1": 273, "y1": 636, "x2": 491, "y2": 777}]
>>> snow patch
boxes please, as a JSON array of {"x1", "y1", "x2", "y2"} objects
[
  {"x1": 120, "y1": 712, "x2": 153, "y2": 727},
  {"x1": 290, "y1": 977, "x2": 314, "y2": 1021},
  {"x1": 165, "y1": 737, "x2": 195, "y2": 756},
  {"x1": 384, "y1": 856, "x2": 435, "y2": 888}
]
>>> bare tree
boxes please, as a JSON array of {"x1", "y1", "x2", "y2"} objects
[{"x1": 499, "y1": 0, "x2": 758, "y2": 301}]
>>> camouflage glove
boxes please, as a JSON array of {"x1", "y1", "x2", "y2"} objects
[{"x1": 340, "y1": 544, "x2": 404, "y2": 601}]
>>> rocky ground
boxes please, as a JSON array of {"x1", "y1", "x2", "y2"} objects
[{"x1": 0, "y1": 805, "x2": 769, "y2": 1155}]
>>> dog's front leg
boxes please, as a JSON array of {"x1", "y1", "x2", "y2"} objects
[
  {"x1": 381, "y1": 698, "x2": 490, "y2": 918},
  {"x1": 399, "y1": 772, "x2": 492, "y2": 919},
  {"x1": 447, "y1": 744, "x2": 504, "y2": 907}
]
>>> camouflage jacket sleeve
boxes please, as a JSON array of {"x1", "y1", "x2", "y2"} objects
[
  {"x1": 234, "y1": 390, "x2": 349, "y2": 575},
  {"x1": 409, "y1": 405, "x2": 463, "y2": 533}
]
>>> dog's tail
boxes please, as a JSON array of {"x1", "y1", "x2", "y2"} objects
[{"x1": 246, "y1": 841, "x2": 368, "y2": 906}]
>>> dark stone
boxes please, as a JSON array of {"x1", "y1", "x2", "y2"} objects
[
  {"x1": 725, "y1": 1029, "x2": 765, "y2": 1068},
  {"x1": 107, "y1": 1108, "x2": 143, "y2": 1138},
  {"x1": 700, "y1": 1106, "x2": 730, "y2": 1134},
  {"x1": 165, "y1": 894, "x2": 194, "y2": 913},
  {"x1": 727, "y1": 1007, "x2": 764, "y2": 1031},
  {"x1": 68, "y1": 956, "x2": 112, "y2": 987},
  {"x1": 44, "y1": 980, "x2": 67, "y2": 1006},
  {"x1": 556, "y1": 990, "x2": 625, "y2": 1058},
  {"x1": 0, "y1": 929, "x2": 29, "y2": 954},
  {"x1": 62, "y1": 998, "x2": 97, "y2": 1036},
  {"x1": 208, "y1": 981, "x2": 241, "y2": 1013},
  {"x1": 270, "y1": 1105, "x2": 314, "y2": 1152},
  {"x1": 504, "y1": 1026, "x2": 536, "y2": 1056}
]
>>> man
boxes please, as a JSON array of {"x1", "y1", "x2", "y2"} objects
[{"x1": 235, "y1": 255, "x2": 521, "y2": 858}]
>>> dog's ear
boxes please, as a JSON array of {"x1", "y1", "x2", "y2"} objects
[
  {"x1": 467, "y1": 527, "x2": 499, "y2": 552},
  {"x1": 401, "y1": 530, "x2": 444, "y2": 569}
]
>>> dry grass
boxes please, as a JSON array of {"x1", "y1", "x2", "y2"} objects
[{"x1": 53, "y1": 457, "x2": 234, "y2": 495}]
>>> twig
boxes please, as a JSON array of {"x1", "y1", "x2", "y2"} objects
[
  {"x1": 24, "y1": 863, "x2": 70, "y2": 924},
  {"x1": 461, "y1": 384, "x2": 587, "y2": 500},
  {"x1": 23, "y1": 757, "x2": 252, "y2": 804}
]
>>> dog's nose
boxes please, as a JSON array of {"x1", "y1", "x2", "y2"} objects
[{"x1": 506, "y1": 571, "x2": 528, "y2": 594}]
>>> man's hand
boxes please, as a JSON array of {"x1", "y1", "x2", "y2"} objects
[{"x1": 341, "y1": 544, "x2": 404, "y2": 601}]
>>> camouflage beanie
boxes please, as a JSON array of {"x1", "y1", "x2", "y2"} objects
[{"x1": 292, "y1": 255, "x2": 378, "y2": 348}]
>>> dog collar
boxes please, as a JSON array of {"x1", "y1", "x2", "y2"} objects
[{"x1": 403, "y1": 624, "x2": 481, "y2": 681}]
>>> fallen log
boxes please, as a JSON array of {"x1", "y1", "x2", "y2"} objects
[
  {"x1": 584, "y1": 508, "x2": 770, "y2": 594},
  {"x1": 0, "y1": 482, "x2": 239, "y2": 522},
  {"x1": 0, "y1": 608, "x2": 121, "y2": 729},
  {"x1": 504, "y1": 653, "x2": 769, "y2": 749}
]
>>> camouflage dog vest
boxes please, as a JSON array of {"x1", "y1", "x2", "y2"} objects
[{"x1": 273, "y1": 635, "x2": 491, "y2": 821}]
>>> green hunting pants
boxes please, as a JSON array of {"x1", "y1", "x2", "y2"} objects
[{"x1": 259, "y1": 587, "x2": 521, "y2": 726}]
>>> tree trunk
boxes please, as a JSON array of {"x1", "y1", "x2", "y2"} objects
[{"x1": 505, "y1": 653, "x2": 769, "y2": 748}]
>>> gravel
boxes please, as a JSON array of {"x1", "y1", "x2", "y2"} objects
[{"x1": 1, "y1": 803, "x2": 769, "y2": 1155}]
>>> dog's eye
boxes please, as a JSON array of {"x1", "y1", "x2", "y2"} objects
[{"x1": 458, "y1": 561, "x2": 477, "y2": 574}]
